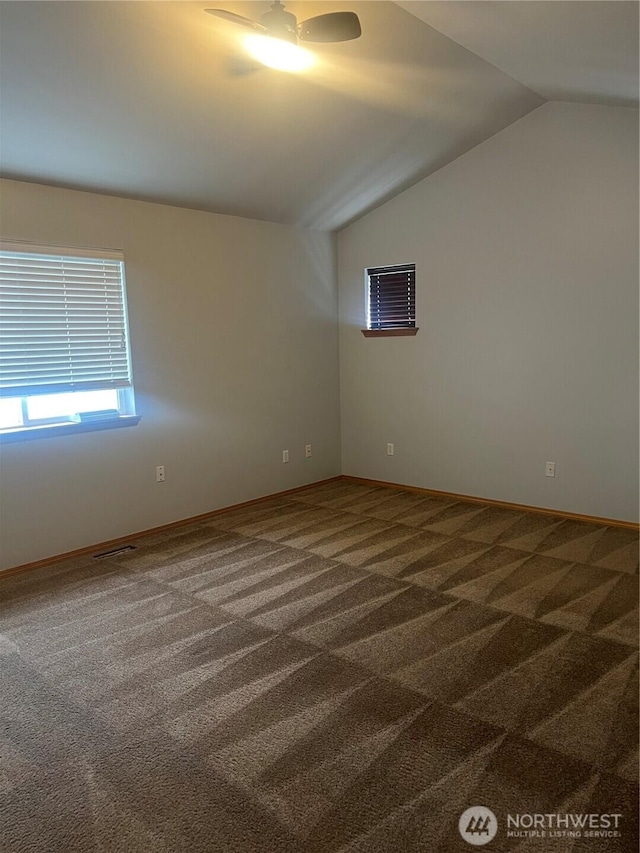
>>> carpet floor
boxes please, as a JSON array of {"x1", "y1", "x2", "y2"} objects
[{"x1": 1, "y1": 479, "x2": 638, "y2": 852}]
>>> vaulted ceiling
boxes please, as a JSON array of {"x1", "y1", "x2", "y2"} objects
[{"x1": 0, "y1": 2, "x2": 637, "y2": 230}]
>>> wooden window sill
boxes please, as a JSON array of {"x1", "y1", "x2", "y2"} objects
[{"x1": 361, "y1": 328, "x2": 419, "y2": 337}]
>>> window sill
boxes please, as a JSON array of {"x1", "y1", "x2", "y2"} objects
[
  {"x1": 361, "y1": 328, "x2": 419, "y2": 337},
  {"x1": 0, "y1": 415, "x2": 141, "y2": 444}
]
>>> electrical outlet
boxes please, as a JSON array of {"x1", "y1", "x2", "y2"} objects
[
  {"x1": 282, "y1": 450, "x2": 289, "y2": 463},
  {"x1": 387, "y1": 443, "x2": 394, "y2": 456},
  {"x1": 305, "y1": 444, "x2": 312, "y2": 458},
  {"x1": 156, "y1": 465, "x2": 165, "y2": 483},
  {"x1": 545, "y1": 461, "x2": 555, "y2": 478}
]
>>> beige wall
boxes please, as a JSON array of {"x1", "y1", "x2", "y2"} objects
[
  {"x1": 2, "y1": 100, "x2": 637, "y2": 570},
  {"x1": 338, "y1": 102, "x2": 639, "y2": 522},
  {"x1": 0, "y1": 180, "x2": 341, "y2": 570}
]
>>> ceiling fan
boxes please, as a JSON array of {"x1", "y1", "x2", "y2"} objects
[{"x1": 205, "y1": 1, "x2": 362, "y2": 46}]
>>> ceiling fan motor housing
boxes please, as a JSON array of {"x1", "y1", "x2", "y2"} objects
[{"x1": 261, "y1": 1, "x2": 298, "y2": 43}]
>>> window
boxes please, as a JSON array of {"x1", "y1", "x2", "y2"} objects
[
  {"x1": 0, "y1": 241, "x2": 139, "y2": 440},
  {"x1": 363, "y1": 263, "x2": 418, "y2": 337}
]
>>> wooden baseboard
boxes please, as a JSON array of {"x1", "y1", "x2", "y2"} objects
[
  {"x1": 3, "y1": 473, "x2": 636, "y2": 579},
  {"x1": 340, "y1": 476, "x2": 640, "y2": 531},
  {"x1": 0, "y1": 476, "x2": 343, "y2": 579}
]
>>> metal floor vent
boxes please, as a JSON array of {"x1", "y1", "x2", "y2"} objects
[{"x1": 93, "y1": 545, "x2": 136, "y2": 559}]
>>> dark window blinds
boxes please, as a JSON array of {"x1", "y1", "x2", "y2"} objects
[{"x1": 366, "y1": 264, "x2": 415, "y2": 330}]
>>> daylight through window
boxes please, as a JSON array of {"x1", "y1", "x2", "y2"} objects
[
  {"x1": 0, "y1": 242, "x2": 137, "y2": 435},
  {"x1": 366, "y1": 263, "x2": 416, "y2": 331}
]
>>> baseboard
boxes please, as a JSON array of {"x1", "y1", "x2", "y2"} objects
[
  {"x1": 0, "y1": 476, "x2": 343, "y2": 579},
  {"x1": 341, "y1": 475, "x2": 640, "y2": 531},
  {"x1": 3, "y1": 473, "x2": 636, "y2": 579}
]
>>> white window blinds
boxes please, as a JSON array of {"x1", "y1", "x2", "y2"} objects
[{"x1": 0, "y1": 242, "x2": 132, "y2": 397}]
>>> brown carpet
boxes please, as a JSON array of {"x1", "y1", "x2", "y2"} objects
[{"x1": 1, "y1": 479, "x2": 638, "y2": 852}]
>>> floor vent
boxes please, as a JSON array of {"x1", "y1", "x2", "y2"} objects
[{"x1": 93, "y1": 545, "x2": 136, "y2": 559}]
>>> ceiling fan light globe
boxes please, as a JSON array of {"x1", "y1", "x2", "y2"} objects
[{"x1": 244, "y1": 35, "x2": 314, "y2": 72}]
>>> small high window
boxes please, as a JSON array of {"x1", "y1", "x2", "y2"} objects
[
  {"x1": 0, "y1": 241, "x2": 139, "y2": 440},
  {"x1": 363, "y1": 263, "x2": 418, "y2": 337}
]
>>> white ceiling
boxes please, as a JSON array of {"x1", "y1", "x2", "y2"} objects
[
  {"x1": 0, "y1": 2, "x2": 636, "y2": 230},
  {"x1": 397, "y1": 1, "x2": 639, "y2": 107}
]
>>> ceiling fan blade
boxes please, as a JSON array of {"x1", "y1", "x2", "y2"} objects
[
  {"x1": 298, "y1": 11, "x2": 361, "y2": 43},
  {"x1": 205, "y1": 9, "x2": 268, "y2": 33}
]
